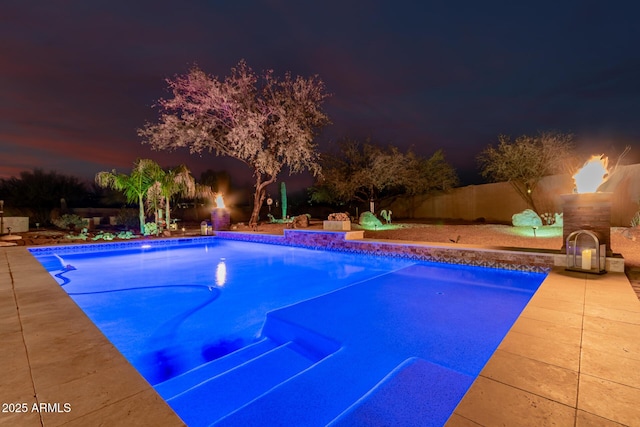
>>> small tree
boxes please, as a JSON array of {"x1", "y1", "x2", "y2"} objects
[
  {"x1": 157, "y1": 165, "x2": 196, "y2": 227},
  {"x1": 138, "y1": 60, "x2": 330, "y2": 225},
  {"x1": 0, "y1": 169, "x2": 89, "y2": 225},
  {"x1": 311, "y1": 139, "x2": 457, "y2": 212},
  {"x1": 145, "y1": 180, "x2": 164, "y2": 232},
  {"x1": 477, "y1": 132, "x2": 575, "y2": 213},
  {"x1": 404, "y1": 149, "x2": 459, "y2": 197},
  {"x1": 95, "y1": 159, "x2": 162, "y2": 232},
  {"x1": 402, "y1": 149, "x2": 459, "y2": 217},
  {"x1": 312, "y1": 140, "x2": 407, "y2": 210}
]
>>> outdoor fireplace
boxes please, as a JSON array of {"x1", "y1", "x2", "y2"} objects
[
  {"x1": 561, "y1": 192, "x2": 612, "y2": 256},
  {"x1": 562, "y1": 155, "x2": 613, "y2": 261},
  {"x1": 211, "y1": 194, "x2": 230, "y2": 231}
]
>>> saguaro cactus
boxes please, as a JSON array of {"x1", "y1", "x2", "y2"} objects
[{"x1": 281, "y1": 181, "x2": 288, "y2": 220}]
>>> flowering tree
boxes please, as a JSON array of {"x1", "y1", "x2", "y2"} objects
[{"x1": 138, "y1": 60, "x2": 330, "y2": 225}]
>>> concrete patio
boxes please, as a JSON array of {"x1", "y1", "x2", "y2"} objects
[{"x1": 1, "y1": 243, "x2": 639, "y2": 426}]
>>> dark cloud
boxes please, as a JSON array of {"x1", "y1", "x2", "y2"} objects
[{"x1": 1, "y1": 0, "x2": 639, "y2": 188}]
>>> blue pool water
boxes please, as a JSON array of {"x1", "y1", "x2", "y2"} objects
[{"x1": 32, "y1": 239, "x2": 545, "y2": 426}]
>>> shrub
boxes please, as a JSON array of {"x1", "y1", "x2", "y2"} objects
[
  {"x1": 117, "y1": 231, "x2": 136, "y2": 239},
  {"x1": 540, "y1": 212, "x2": 555, "y2": 226},
  {"x1": 92, "y1": 231, "x2": 115, "y2": 241},
  {"x1": 65, "y1": 228, "x2": 89, "y2": 240},
  {"x1": 143, "y1": 222, "x2": 158, "y2": 236},
  {"x1": 115, "y1": 208, "x2": 139, "y2": 229},
  {"x1": 53, "y1": 214, "x2": 87, "y2": 230}
]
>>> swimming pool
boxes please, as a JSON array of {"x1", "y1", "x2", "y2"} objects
[{"x1": 32, "y1": 238, "x2": 545, "y2": 426}]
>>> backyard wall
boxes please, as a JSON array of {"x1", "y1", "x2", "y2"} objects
[
  {"x1": 1, "y1": 216, "x2": 29, "y2": 233},
  {"x1": 391, "y1": 163, "x2": 640, "y2": 227}
]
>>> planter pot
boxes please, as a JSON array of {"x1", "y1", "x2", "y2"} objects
[{"x1": 323, "y1": 220, "x2": 351, "y2": 231}]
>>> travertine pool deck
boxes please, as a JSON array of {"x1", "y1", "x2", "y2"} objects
[{"x1": 2, "y1": 242, "x2": 639, "y2": 426}]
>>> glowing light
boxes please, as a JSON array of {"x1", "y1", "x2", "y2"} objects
[
  {"x1": 215, "y1": 194, "x2": 225, "y2": 209},
  {"x1": 573, "y1": 155, "x2": 609, "y2": 193},
  {"x1": 215, "y1": 258, "x2": 227, "y2": 287},
  {"x1": 581, "y1": 249, "x2": 592, "y2": 270},
  {"x1": 141, "y1": 244, "x2": 151, "y2": 249}
]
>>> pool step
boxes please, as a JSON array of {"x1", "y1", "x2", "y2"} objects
[
  {"x1": 326, "y1": 357, "x2": 474, "y2": 427},
  {"x1": 154, "y1": 338, "x2": 278, "y2": 400},
  {"x1": 165, "y1": 341, "x2": 316, "y2": 426}
]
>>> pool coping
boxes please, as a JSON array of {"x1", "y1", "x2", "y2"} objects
[
  {"x1": 2, "y1": 235, "x2": 639, "y2": 425},
  {"x1": 214, "y1": 229, "x2": 625, "y2": 274}
]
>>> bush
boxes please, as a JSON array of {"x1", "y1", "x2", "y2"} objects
[
  {"x1": 92, "y1": 231, "x2": 115, "y2": 241},
  {"x1": 65, "y1": 228, "x2": 89, "y2": 240},
  {"x1": 115, "y1": 208, "x2": 139, "y2": 229},
  {"x1": 116, "y1": 231, "x2": 136, "y2": 239},
  {"x1": 52, "y1": 214, "x2": 87, "y2": 230},
  {"x1": 143, "y1": 222, "x2": 158, "y2": 236}
]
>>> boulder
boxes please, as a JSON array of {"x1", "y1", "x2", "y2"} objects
[
  {"x1": 359, "y1": 211, "x2": 383, "y2": 229},
  {"x1": 292, "y1": 214, "x2": 309, "y2": 228},
  {"x1": 511, "y1": 209, "x2": 542, "y2": 227}
]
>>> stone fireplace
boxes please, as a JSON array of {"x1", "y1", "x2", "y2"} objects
[{"x1": 561, "y1": 192, "x2": 613, "y2": 256}]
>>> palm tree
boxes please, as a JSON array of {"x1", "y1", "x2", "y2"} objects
[
  {"x1": 157, "y1": 165, "x2": 196, "y2": 227},
  {"x1": 95, "y1": 159, "x2": 162, "y2": 232},
  {"x1": 145, "y1": 180, "x2": 165, "y2": 232}
]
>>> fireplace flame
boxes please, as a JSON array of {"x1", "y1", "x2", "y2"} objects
[
  {"x1": 572, "y1": 155, "x2": 609, "y2": 193},
  {"x1": 215, "y1": 194, "x2": 225, "y2": 209}
]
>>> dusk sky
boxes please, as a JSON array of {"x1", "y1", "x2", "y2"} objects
[{"x1": 2, "y1": 1, "x2": 639, "y2": 191}]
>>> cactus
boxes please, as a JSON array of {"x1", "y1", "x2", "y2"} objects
[{"x1": 281, "y1": 181, "x2": 288, "y2": 220}]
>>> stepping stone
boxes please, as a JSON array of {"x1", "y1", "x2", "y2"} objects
[{"x1": 0, "y1": 235, "x2": 22, "y2": 241}]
